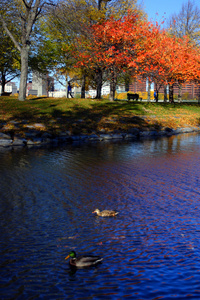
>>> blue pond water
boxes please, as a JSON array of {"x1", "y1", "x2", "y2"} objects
[{"x1": 1, "y1": 133, "x2": 200, "y2": 299}]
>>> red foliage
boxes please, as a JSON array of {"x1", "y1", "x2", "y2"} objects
[
  {"x1": 134, "y1": 25, "x2": 200, "y2": 85},
  {"x1": 69, "y1": 11, "x2": 200, "y2": 88}
]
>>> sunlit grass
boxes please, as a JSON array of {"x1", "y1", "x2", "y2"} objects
[{"x1": 0, "y1": 96, "x2": 200, "y2": 135}]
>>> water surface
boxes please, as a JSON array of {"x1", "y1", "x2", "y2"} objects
[{"x1": 1, "y1": 133, "x2": 200, "y2": 299}]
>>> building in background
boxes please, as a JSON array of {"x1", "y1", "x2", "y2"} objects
[
  {"x1": 0, "y1": 82, "x2": 17, "y2": 95},
  {"x1": 129, "y1": 77, "x2": 200, "y2": 99},
  {"x1": 72, "y1": 82, "x2": 125, "y2": 98},
  {"x1": 28, "y1": 72, "x2": 47, "y2": 96},
  {"x1": 28, "y1": 72, "x2": 55, "y2": 97},
  {"x1": 5, "y1": 72, "x2": 198, "y2": 99}
]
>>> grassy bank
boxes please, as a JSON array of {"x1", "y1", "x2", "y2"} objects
[{"x1": 0, "y1": 96, "x2": 200, "y2": 136}]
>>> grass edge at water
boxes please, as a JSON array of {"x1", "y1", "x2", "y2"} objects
[{"x1": 0, "y1": 96, "x2": 200, "y2": 136}]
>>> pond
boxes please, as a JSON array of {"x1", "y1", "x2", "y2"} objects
[{"x1": 1, "y1": 133, "x2": 200, "y2": 299}]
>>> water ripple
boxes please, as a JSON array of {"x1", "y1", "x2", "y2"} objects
[{"x1": 1, "y1": 134, "x2": 200, "y2": 299}]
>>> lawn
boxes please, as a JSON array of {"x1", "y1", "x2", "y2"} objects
[{"x1": 0, "y1": 96, "x2": 200, "y2": 135}]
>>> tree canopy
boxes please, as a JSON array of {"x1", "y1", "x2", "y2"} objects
[
  {"x1": 1, "y1": 0, "x2": 58, "y2": 100},
  {"x1": 67, "y1": 10, "x2": 200, "y2": 101}
]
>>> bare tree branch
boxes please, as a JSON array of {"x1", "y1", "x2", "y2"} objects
[
  {"x1": 168, "y1": 0, "x2": 200, "y2": 45},
  {"x1": 1, "y1": 17, "x2": 21, "y2": 52}
]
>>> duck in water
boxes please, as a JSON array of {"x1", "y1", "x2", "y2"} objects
[
  {"x1": 92, "y1": 208, "x2": 119, "y2": 217},
  {"x1": 65, "y1": 250, "x2": 103, "y2": 268}
]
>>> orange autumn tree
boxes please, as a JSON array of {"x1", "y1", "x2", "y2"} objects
[
  {"x1": 133, "y1": 22, "x2": 168, "y2": 100},
  {"x1": 165, "y1": 36, "x2": 200, "y2": 102},
  {"x1": 132, "y1": 23, "x2": 200, "y2": 102},
  {"x1": 71, "y1": 12, "x2": 200, "y2": 101},
  {"x1": 72, "y1": 11, "x2": 146, "y2": 101}
]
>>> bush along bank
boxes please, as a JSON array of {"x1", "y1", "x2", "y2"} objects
[{"x1": 0, "y1": 120, "x2": 200, "y2": 150}]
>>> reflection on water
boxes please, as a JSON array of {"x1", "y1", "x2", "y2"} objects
[{"x1": 1, "y1": 133, "x2": 200, "y2": 299}]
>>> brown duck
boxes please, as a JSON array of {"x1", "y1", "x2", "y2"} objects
[
  {"x1": 65, "y1": 250, "x2": 103, "y2": 268},
  {"x1": 92, "y1": 208, "x2": 119, "y2": 217}
]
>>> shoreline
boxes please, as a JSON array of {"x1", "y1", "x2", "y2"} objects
[
  {"x1": 0, "y1": 123, "x2": 200, "y2": 151},
  {"x1": 1, "y1": 97, "x2": 200, "y2": 151}
]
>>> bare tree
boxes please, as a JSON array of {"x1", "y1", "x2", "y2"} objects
[
  {"x1": 167, "y1": 0, "x2": 200, "y2": 102},
  {"x1": 1, "y1": 0, "x2": 57, "y2": 100},
  {"x1": 0, "y1": 21, "x2": 21, "y2": 94},
  {"x1": 168, "y1": 0, "x2": 200, "y2": 45}
]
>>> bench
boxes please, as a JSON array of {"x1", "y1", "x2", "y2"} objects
[
  {"x1": 1, "y1": 92, "x2": 12, "y2": 96},
  {"x1": 127, "y1": 93, "x2": 139, "y2": 101}
]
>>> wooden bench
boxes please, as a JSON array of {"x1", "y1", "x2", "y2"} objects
[
  {"x1": 127, "y1": 93, "x2": 139, "y2": 101},
  {"x1": 1, "y1": 92, "x2": 12, "y2": 96}
]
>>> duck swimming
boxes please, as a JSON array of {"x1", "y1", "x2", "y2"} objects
[
  {"x1": 92, "y1": 208, "x2": 119, "y2": 217},
  {"x1": 65, "y1": 250, "x2": 103, "y2": 268}
]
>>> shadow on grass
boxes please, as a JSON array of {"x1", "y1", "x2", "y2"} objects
[
  {"x1": 0, "y1": 99, "x2": 166, "y2": 135},
  {"x1": 52, "y1": 101, "x2": 149, "y2": 132}
]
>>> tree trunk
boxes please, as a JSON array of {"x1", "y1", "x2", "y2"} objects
[
  {"x1": 155, "y1": 90, "x2": 159, "y2": 102},
  {"x1": 81, "y1": 74, "x2": 86, "y2": 98},
  {"x1": 18, "y1": 46, "x2": 29, "y2": 101},
  {"x1": 198, "y1": 85, "x2": 200, "y2": 104},
  {"x1": 98, "y1": 0, "x2": 102, "y2": 10},
  {"x1": 147, "y1": 78, "x2": 151, "y2": 102},
  {"x1": 95, "y1": 68, "x2": 102, "y2": 99},
  {"x1": 109, "y1": 70, "x2": 117, "y2": 101},
  {"x1": 169, "y1": 84, "x2": 174, "y2": 103},
  {"x1": 1, "y1": 72, "x2": 6, "y2": 94},
  {"x1": 164, "y1": 85, "x2": 168, "y2": 102},
  {"x1": 124, "y1": 74, "x2": 130, "y2": 92},
  {"x1": 154, "y1": 83, "x2": 159, "y2": 102},
  {"x1": 178, "y1": 82, "x2": 182, "y2": 103},
  {"x1": 109, "y1": 80, "x2": 115, "y2": 101}
]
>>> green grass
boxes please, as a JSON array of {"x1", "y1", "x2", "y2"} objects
[{"x1": 1, "y1": 96, "x2": 200, "y2": 135}]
